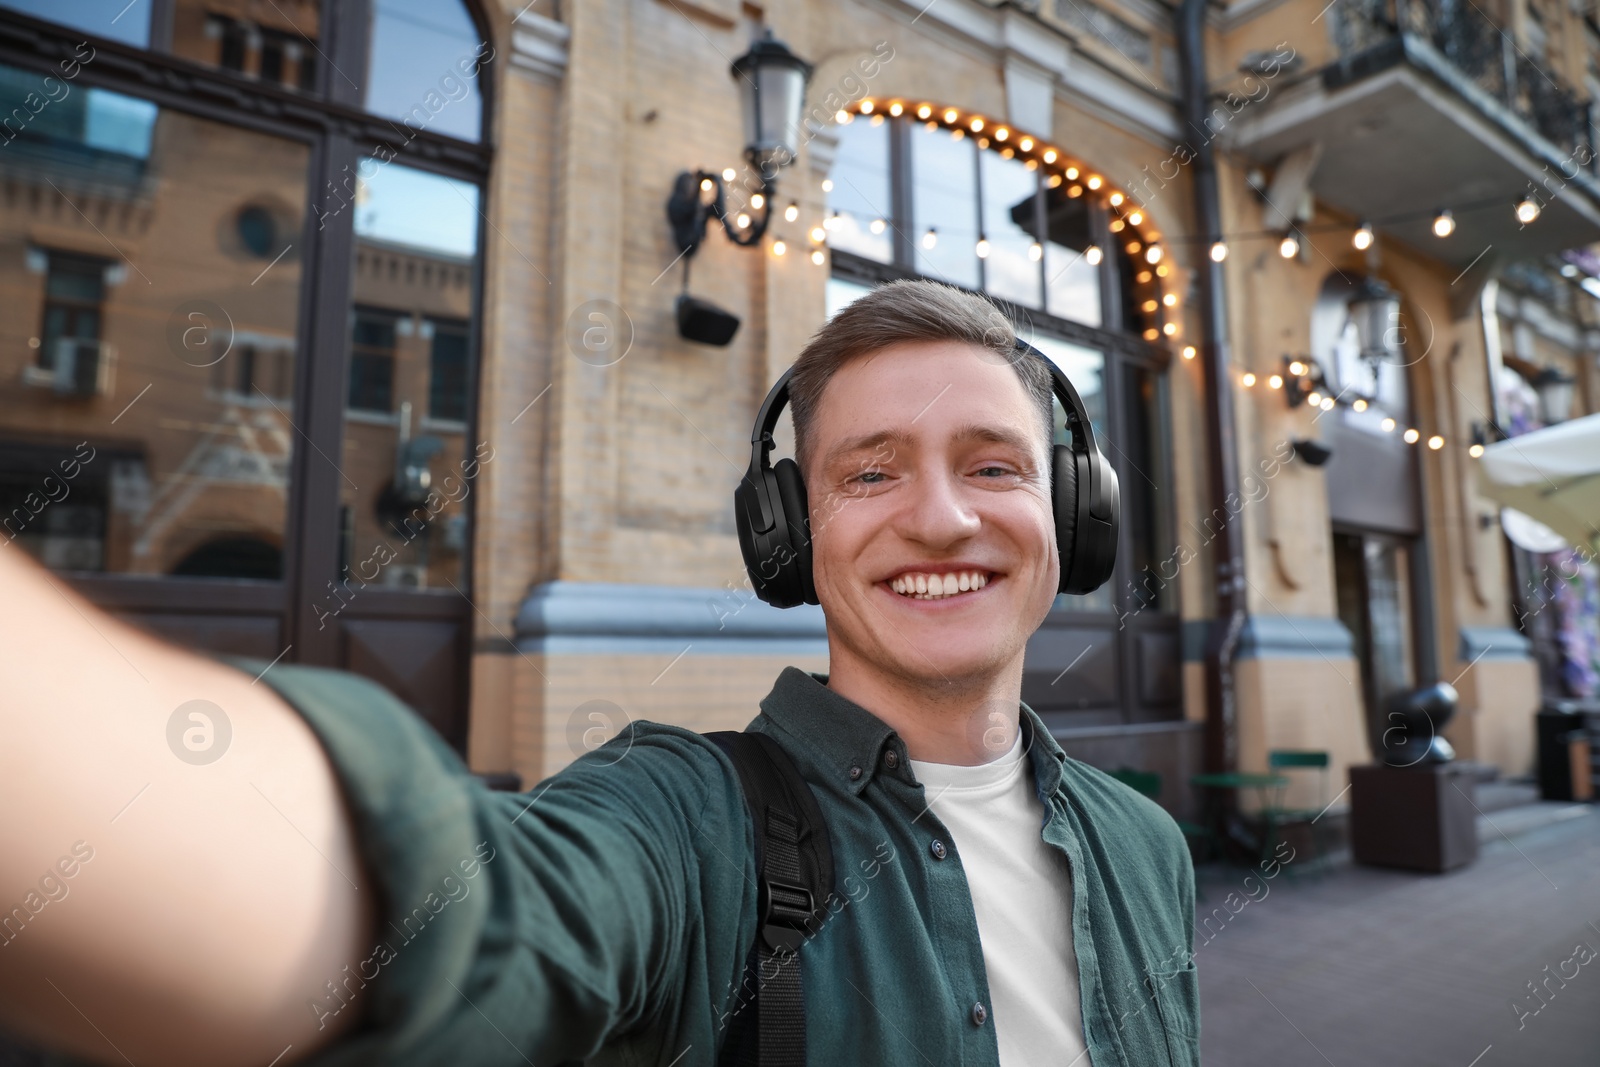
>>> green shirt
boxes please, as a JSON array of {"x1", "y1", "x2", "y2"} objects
[{"x1": 243, "y1": 661, "x2": 1198, "y2": 1067}]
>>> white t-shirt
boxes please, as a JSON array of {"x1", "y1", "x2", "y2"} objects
[{"x1": 910, "y1": 732, "x2": 1091, "y2": 1067}]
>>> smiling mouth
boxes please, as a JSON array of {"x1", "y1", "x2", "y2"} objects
[{"x1": 889, "y1": 570, "x2": 993, "y2": 601}]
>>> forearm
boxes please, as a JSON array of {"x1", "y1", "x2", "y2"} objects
[{"x1": 0, "y1": 549, "x2": 376, "y2": 1066}]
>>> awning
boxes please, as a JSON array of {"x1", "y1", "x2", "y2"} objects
[{"x1": 1475, "y1": 413, "x2": 1600, "y2": 552}]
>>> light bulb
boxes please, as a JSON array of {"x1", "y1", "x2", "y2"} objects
[
  {"x1": 1320, "y1": 396, "x2": 1335, "y2": 411},
  {"x1": 772, "y1": 239, "x2": 786, "y2": 256},
  {"x1": 1085, "y1": 245, "x2": 1103, "y2": 265},
  {"x1": 1137, "y1": 270, "x2": 1152, "y2": 283},
  {"x1": 1288, "y1": 360, "x2": 1307, "y2": 376},
  {"x1": 1065, "y1": 166, "x2": 1079, "y2": 180},
  {"x1": 976, "y1": 237, "x2": 991, "y2": 259},
  {"x1": 822, "y1": 213, "x2": 839, "y2": 231},
  {"x1": 917, "y1": 104, "x2": 932, "y2": 119},
  {"x1": 1156, "y1": 263, "x2": 1170, "y2": 277},
  {"x1": 970, "y1": 117, "x2": 984, "y2": 132},
  {"x1": 1068, "y1": 184, "x2": 1083, "y2": 198},
  {"x1": 810, "y1": 249, "x2": 825, "y2": 265},
  {"x1": 1043, "y1": 149, "x2": 1058, "y2": 164},
  {"x1": 1109, "y1": 220, "x2": 1126, "y2": 233},
  {"x1": 809, "y1": 226, "x2": 826, "y2": 243},
  {"x1": 834, "y1": 109, "x2": 851, "y2": 124},
  {"x1": 1126, "y1": 239, "x2": 1140, "y2": 252},
  {"x1": 1515, "y1": 197, "x2": 1540, "y2": 224},
  {"x1": 1210, "y1": 241, "x2": 1228, "y2": 262},
  {"x1": 750, "y1": 193, "x2": 765, "y2": 210},
  {"x1": 1144, "y1": 328, "x2": 1160, "y2": 340},
  {"x1": 1087, "y1": 175, "x2": 1103, "y2": 190},
  {"x1": 1403, "y1": 427, "x2": 1420, "y2": 443},
  {"x1": 869, "y1": 218, "x2": 886, "y2": 234},
  {"x1": 1307, "y1": 391, "x2": 1323, "y2": 407},
  {"x1": 1432, "y1": 209, "x2": 1454, "y2": 237},
  {"x1": 722, "y1": 168, "x2": 737, "y2": 182},
  {"x1": 821, "y1": 178, "x2": 833, "y2": 192},
  {"x1": 784, "y1": 202, "x2": 799, "y2": 222},
  {"x1": 1182, "y1": 345, "x2": 1197, "y2": 360},
  {"x1": 1142, "y1": 299, "x2": 1158, "y2": 312},
  {"x1": 1110, "y1": 192, "x2": 1125, "y2": 206},
  {"x1": 1163, "y1": 322, "x2": 1178, "y2": 336},
  {"x1": 736, "y1": 212, "x2": 751, "y2": 228},
  {"x1": 1019, "y1": 137, "x2": 1034, "y2": 151},
  {"x1": 1129, "y1": 212, "x2": 1144, "y2": 226},
  {"x1": 1427, "y1": 434, "x2": 1444, "y2": 450},
  {"x1": 1353, "y1": 222, "x2": 1373, "y2": 250},
  {"x1": 1268, "y1": 374, "x2": 1283, "y2": 389},
  {"x1": 944, "y1": 108, "x2": 958, "y2": 123},
  {"x1": 700, "y1": 178, "x2": 714, "y2": 192},
  {"x1": 995, "y1": 127, "x2": 1009, "y2": 141},
  {"x1": 1028, "y1": 242, "x2": 1043, "y2": 262},
  {"x1": 921, "y1": 228, "x2": 938, "y2": 250},
  {"x1": 1279, "y1": 234, "x2": 1300, "y2": 258},
  {"x1": 1352, "y1": 398, "x2": 1368, "y2": 412},
  {"x1": 1381, "y1": 417, "x2": 1396, "y2": 432},
  {"x1": 1163, "y1": 293, "x2": 1178, "y2": 308},
  {"x1": 860, "y1": 100, "x2": 874, "y2": 114},
  {"x1": 1047, "y1": 174, "x2": 1062, "y2": 188},
  {"x1": 1242, "y1": 372, "x2": 1257, "y2": 387},
  {"x1": 889, "y1": 102, "x2": 904, "y2": 117},
  {"x1": 1469, "y1": 442, "x2": 1485, "y2": 458},
  {"x1": 1145, "y1": 244, "x2": 1163, "y2": 264}
]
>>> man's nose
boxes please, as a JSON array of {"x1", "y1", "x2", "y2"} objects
[{"x1": 897, "y1": 466, "x2": 980, "y2": 548}]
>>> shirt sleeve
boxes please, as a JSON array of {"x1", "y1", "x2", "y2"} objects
[{"x1": 221, "y1": 656, "x2": 758, "y2": 1067}]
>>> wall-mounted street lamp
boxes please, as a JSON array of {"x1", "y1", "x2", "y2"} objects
[
  {"x1": 664, "y1": 30, "x2": 812, "y2": 345},
  {"x1": 1531, "y1": 366, "x2": 1576, "y2": 425},
  {"x1": 665, "y1": 31, "x2": 812, "y2": 258},
  {"x1": 1347, "y1": 276, "x2": 1402, "y2": 367}
]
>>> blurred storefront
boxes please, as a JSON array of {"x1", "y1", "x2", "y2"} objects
[{"x1": 2, "y1": 0, "x2": 1595, "y2": 822}]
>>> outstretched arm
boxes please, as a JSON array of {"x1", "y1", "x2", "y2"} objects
[{"x1": 0, "y1": 547, "x2": 377, "y2": 1066}]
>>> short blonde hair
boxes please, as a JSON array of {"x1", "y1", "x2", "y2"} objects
[{"x1": 789, "y1": 278, "x2": 1052, "y2": 475}]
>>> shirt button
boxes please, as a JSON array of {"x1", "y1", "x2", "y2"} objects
[
  {"x1": 848, "y1": 765, "x2": 862, "y2": 781},
  {"x1": 884, "y1": 749, "x2": 900, "y2": 770},
  {"x1": 930, "y1": 839, "x2": 947, "y2": 860},
  {"x1": 971, "y1": 1001, "x2": 987, "y2": 1026}
]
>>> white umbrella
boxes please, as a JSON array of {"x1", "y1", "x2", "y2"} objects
[{"x1": 1474, "y1": 413, "x2": 1600, "y2": 552}]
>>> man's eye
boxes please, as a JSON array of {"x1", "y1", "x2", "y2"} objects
[
  {"x1": 856, "y1": 470, "x2": 886, "y2": 484},
  {"x1": 974, "y1": 465, "x2": 1013, "y2": 477}
]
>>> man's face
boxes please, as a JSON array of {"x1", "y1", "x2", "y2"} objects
[{"x1": 806, "y1": 340, "x2": 1059, "y2": 690}]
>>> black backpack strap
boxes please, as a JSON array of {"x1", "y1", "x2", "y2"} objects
[{"x1": 707, "y1": 730, "x2": 834, "y2": 1067}]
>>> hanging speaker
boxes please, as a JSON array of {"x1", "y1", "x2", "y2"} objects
[{"x1": 676, "y1": 294, "x2": 741, "y2": 346}]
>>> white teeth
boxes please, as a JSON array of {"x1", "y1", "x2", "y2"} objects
[{"x1": 890, "y1": 570, "x2": 991, "y2": 599}]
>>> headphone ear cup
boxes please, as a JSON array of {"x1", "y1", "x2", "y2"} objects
[
  {"x1": 772, "y1": 457, "x2": 817, "y2": 605},
  {"x1": 1052, "y1": 444, "x2": 1079, "y2": 594},
  {"x1": 1061, "y1": 448, "x2": 1119, "y2": 594}
]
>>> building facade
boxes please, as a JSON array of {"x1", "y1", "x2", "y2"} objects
[{"x1": 2, "y1": 0, "x2": 1596, "y2": 823}]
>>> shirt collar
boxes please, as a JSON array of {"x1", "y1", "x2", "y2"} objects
[{"x1": 755, "y1": 667, "x2": 1068, "y2": 798}]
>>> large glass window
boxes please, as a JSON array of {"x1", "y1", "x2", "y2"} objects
[
  {"x1": 1044, "y1": 179, "x2": 1101, "y2": 326},
  {"x1": 0, "y1": 62, "x2": 309, "y2": 580},
  {"x1": 910, "y1": 122, "x2": 980, "y2": 289},
  {"x1": 0, "y1": 1, "x2": 491, "y2": 744},
  {"x1": 340, "y1": 159, "x2": 479, "y2": 590},
  {"x1": 978, "y1": 149, "x2": 1041, "y2": 309},
  {"x1": 824, "y1": 115, "x2": 892, "y2": 263}
]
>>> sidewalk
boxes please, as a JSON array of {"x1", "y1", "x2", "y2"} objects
[{"x1": 1194, "y1": 801, "x2": 1600, "y2": 1066}]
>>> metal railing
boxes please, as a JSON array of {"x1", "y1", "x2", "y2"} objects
[{"x1": 1331, "y1": 0, "x2": 1596, "y2": 169}]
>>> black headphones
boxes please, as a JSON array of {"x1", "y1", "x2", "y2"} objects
[{"x1": 734, "y1": 338, "x2": 1120, "y2": 608}]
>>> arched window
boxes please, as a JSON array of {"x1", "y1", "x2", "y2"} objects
[
  {"x1": 0, "y1": 0, "x2": 492, "y2": 746},
  {"x1": 821, "y1": 103, "x2": 1179, "y2": 724}
]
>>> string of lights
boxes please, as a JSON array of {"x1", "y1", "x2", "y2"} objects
[{"x1": 712, "y1": 96, "x2": 1491, "y2": 454}]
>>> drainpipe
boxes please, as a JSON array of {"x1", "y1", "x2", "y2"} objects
[{"x1": 1177, "y1": 0, "x2": 1245, "y2": 775}]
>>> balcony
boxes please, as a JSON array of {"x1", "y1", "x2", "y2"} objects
[{"x1": 1228, "y1": 0, "x2": 1600, "y2": 272}]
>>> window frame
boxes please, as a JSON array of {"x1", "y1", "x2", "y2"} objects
[{"x1": 0, "y1": 4, "x2": 494, "y2": 674}]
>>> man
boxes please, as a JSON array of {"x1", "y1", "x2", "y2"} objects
[{"x1": 0, "y1": 279, "x2": 1197, "y2": 1066}]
